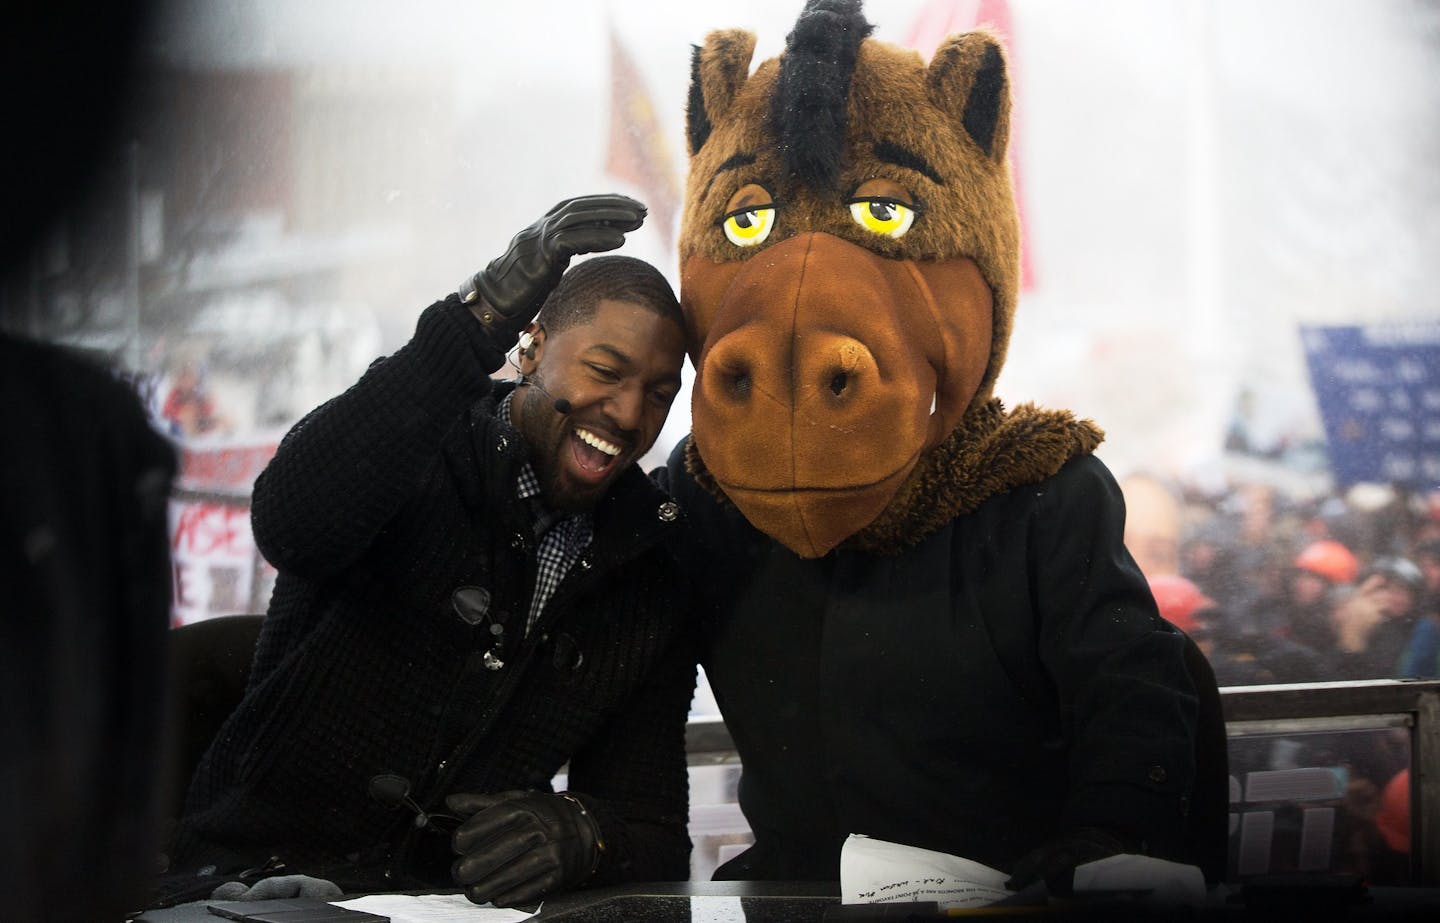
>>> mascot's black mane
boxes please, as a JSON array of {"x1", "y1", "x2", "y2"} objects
[{"x1": 768, "y1": 0, "x2": 874, "y2": 188}]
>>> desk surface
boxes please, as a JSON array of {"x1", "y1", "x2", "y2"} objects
[
  {"x1": 135, "y1": 881, "x2": 839, "y2": 923},
  {"x1": 538, "y1": 880, "x2": 838, "y2": 921},
  {"x1": 137, "y1": 880, "x2": 1440, "y2": 922}
]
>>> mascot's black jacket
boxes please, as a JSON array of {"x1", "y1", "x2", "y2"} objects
[
  {"x1": 169, "y1": 297, "x2": 695, "y2": 893},
  {"x1": 660, "y1": 426, "x2": 1199, "y2": 880}
]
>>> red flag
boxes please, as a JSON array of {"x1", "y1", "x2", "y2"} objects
[
  {"x1": 905, "y1": 0, "x2": 1036, "y2": 291},
  {"x1": 606, "y1": 28, "x2": 681, "y2": 249}
]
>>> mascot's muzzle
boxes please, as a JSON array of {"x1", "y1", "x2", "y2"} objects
[{"x1": 683, "y1": 233, "x2": 993, "y2": 558}]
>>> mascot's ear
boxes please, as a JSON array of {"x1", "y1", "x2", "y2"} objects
[
  {"x1": 927, "y1": 31, "x2": 1010, "y2": 161},
  {"x1": 687, "y1": 28, "x2": 757, "y2": 156}
]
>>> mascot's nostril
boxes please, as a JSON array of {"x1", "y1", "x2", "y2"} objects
[
  {"x1": 731, "y1": 371, "x2": 753, "y2": 399},
  {"x1": 825, "y1": 341, "x2": 865, "y2": 399}
]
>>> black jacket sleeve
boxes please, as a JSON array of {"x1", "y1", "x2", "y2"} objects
[
  {"x1": 1031, "y1": 456, "x2": 1199, "y2": 855},
  {"x1": 250, "y1": 296, "x2": 503, "y2": 579},
  {"x1": 565, "y1": 630, "x2": 698, "y2": 884}
]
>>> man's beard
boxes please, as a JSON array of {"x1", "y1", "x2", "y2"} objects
[
  {"x1": 518, "y1": 374, "x2": 616, "y2": 514},
  {"x1": 539, "y1": 453, "x2": 608, "y2": 515}
]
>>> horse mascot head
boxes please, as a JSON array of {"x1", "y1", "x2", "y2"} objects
[{"x1": 678, "y1": 0, "x2": 1100, "y2": 558}]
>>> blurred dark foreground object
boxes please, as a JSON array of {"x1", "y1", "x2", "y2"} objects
[
  {"x1": 1, "y1": 334, "x2": 177, "y2": 922},
  {"x1": 1, "y1": 2, "x2": 156, "y2": 271}
]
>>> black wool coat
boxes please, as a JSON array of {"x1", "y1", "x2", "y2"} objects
[
  {"x1": 170, "y1": 298, "x2": 696, "y2": 893},
  {"x1": 662, "y1": 432, "x2": 1199, "y2": 881}
]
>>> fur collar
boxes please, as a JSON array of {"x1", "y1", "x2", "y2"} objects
[{"x1": 685, "y1": 398, "x2": 1103, "y2": 556}]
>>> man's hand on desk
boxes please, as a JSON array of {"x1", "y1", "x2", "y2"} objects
[{"x1": 448, "y1": 790, "x2": 604, "y2": 907}]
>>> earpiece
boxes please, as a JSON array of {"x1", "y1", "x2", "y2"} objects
[{"x1": 515, "y1": 327, "x2": 566, "y2": 412}]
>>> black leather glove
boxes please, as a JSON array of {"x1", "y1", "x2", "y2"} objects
[
  {"x1": 458, "y1": 194, "x2": 647, "y2": 348},
  {"x1": 448, "y1": 790, "x2": 603, "y2": 907},
  {"x1": 1005, "y1": 827, "x2": 1136, "y2": 894}
]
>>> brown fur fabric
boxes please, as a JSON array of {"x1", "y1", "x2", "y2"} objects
[
  {"x1": 677, "y1": 7, "x2": 1089, "y2": 558},
  {"x1": 681, "y1": 30, "x2": 1020, "y2": 411},
  {"x1": 686, "y1": 399, "x2": 1104, "y2": 556},
  {"x1": 687, "y1": 29, "x2": 758, "y2": 155}
]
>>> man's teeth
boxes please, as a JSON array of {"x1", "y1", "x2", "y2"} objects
[{"x1": 576, "y1": 427, "x2": 621, "y2": 456}]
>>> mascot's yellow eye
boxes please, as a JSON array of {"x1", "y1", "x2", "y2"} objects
[
  {"x1": 846, "y1": 197, "x2": 918, "y2": 239},
  {"x1": 720, "y1": 206, "x2": 777, "y2": 247}
]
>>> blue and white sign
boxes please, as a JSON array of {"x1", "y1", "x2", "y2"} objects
[{"x1": 1301, "y1": 323, "x2": 1440, "y2": 489}]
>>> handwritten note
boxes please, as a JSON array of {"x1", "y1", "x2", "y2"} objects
[
  {"x1": 841, "y1": 835, "x2": 1208, "y2": 911},
  {"x1": 840, "y1": 834, "x2": 1012, "y2": 910}
]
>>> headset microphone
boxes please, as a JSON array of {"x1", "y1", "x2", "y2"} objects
[{"x1": 519, "y1": 375, "x2": 571, "y2": 415}]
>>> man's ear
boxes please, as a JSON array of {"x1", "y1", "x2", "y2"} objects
[{"x1": 517, "y1": 322, "x2": 545, "y2": 375}]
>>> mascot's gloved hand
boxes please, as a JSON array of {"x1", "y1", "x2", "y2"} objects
[
  {"x1": 1005, "y1": 827, "x2": 1137, "y2": 894},
  {"x1": 448, "y1": 790, "x2": 603, "y2": 907},
  {"x1": 210, "y1": 874, "x2": 343, "y2": 901},
  {"x1": 458, "y1": 194, "x2": 647, "y2": 355}
]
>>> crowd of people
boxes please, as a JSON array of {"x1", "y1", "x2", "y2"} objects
[
  {"x1": 1145, "y1": 480, "x2": 1439, "y2": 687},
  {"x1": 1137, "y1": 478, "x2": 1432, "y2": 884}
]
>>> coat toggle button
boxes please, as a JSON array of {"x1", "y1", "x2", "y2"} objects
[{"x1": 451, "y1": 586, "x2": 491, "y2": 626}]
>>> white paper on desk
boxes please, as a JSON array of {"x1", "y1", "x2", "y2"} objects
[
  {"x1": 840, "y1": 833, "x2": 1012, "y2": 910},
  {"x1": 335, "y1": 893, "x2": 540, "y2": 922}
]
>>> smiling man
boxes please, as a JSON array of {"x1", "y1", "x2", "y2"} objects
[
  {"x1": 163, "y1": 196, "x2": 697, "y2": 910},
  {"x1": 509, "y1": 286, "x2": 684, "y2": 516}
]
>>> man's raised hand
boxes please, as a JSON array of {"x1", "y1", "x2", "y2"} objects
[{"x1": 459, "y1": 194, "x2": 647, "y2": 346}]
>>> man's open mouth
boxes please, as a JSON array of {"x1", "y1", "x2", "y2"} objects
[{"x1": 571, "y1": 426, "x2": 622, "y2": 476}]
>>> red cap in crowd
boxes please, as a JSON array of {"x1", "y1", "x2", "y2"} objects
[
  {"x1": 1376, "y1": 769, "x2": 1410, "y2": 854},
  {"x1": 1148, "y1": 574, "x2": 1216, "y2": 634},
  {"x1": 1293, "y1": 540, "x2": 1359, "y2": 585}
]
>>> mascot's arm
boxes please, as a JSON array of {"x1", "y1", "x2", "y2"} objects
[
  {"x1": 1029, "y1": 456, "x2": 1199, "y2": 863},
  {"x1": 650, "y1": 436, "x2": 760, "y2": 649}
]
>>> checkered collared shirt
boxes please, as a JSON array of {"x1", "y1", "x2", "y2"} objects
[{"x1": 499, "y1": 391, "x2": 594, "y2": 634}]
